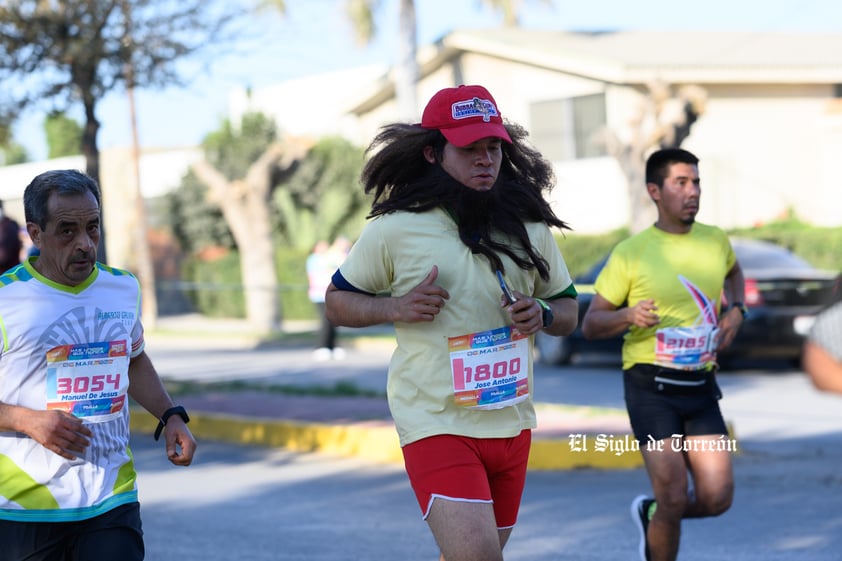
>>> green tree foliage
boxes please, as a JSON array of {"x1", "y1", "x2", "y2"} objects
[
  {"x1": 164, "y1": 118, "x2": 369, "y2": 321},
  {"x1": 165, "y1": 111, "x2": 276, "y2": 255},
  {"x1": 0, "y1": 144, "x2": 27, "y2": 165},
  {"x1": 203, "y1": 113, "x2": 278, "y2": 181},
  {"x1": 0, "y1": 0, "x2": 239, "y2": 185},
  {"x1": 165, "y1": 112, "x2": 278, "y2": 256},
  {"x1": 0, "y1": 145, "x2": 27, "y2": 165},
  {"x1": 185, "y1": 111, "x2": 289, "y2": 330},
  {"x1": 164, "y1": 113, "x2": 277, "y2": 254},
  {"x1": 164, "y1": 170, "x2": 235, "y2": 255},
  {"x1": 729, "y1": 215, "x2": 841, "y2": 272},
  {"x1": 558, "y1": 221, "x2": 841, "y2": 282},
  {"x1": 274, "y1": 136, "x2": 368, "y2": 251},
  {"x1": 558, "y1": 228, "x2": 629, "y2": 278},
  {"x1": 182, "y1": 250, "x2": 245, "y2": 318},
  {"x1": 44, "y1": 111, "x2": 83, "y2": 158},
  {"x1": 167, "y1": 120, "x2": 367, "y2": 255},
  {"x1": 0, "y1": 122, "x2": 27, "y2": 165}
]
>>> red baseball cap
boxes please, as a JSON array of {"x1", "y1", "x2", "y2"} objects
[{"x1": 420, "y1": 85, "x2": 512, "y2": 147}]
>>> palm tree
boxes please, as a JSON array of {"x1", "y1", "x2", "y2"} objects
[
  {"x1": 264, "y1": 1, "x2": 550, "y2": 118},
  {"x1": 348, "y1": 0, "x2": 550, "y2": 117}
]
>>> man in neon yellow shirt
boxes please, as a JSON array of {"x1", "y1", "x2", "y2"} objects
[
  {"x1": 582, "y1": 148, "x2": 745, "y2": 561},
  {"x1": 326, "y1": 84, "x2": 578, "y2": 561}
]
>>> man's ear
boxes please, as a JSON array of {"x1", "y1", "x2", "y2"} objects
[
  {"x1": 646, "y1": 182, "x2": 661, "y2": 203},
  {"x1": 423, "y1": 145, "x2": 436, "y2": 164},
  {"x1": 26, "y1": 222, "x2": 41, "y2": 248}
]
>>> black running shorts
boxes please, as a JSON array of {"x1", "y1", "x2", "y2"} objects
[
  {"x1": 0, "y1": 501, "x2": 144, "y2": 561},
  {"x1": 623, "y1": 363, "x2": 728, "y2": 443}
]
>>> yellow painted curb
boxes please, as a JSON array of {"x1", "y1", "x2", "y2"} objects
[
  {"x1": 132, "y1": 410, "x2": 640, "y2": 470},
  {"x1": 529, "y1": 436, "x2": 644, "y2": 470},
  {"x1": 132, "y1": 411, "x2": 735, "y2": 471},
  {"x1": 131, "y1": 412, "x2": 404, "y2": 464}
]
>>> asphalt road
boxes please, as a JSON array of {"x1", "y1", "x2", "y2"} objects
[
  {"x1": 135, "y1": 428, "x2": 842, "y2": 561},
  {"x1": 135, "y1": 330, "x2": 842, "y2": 560}
]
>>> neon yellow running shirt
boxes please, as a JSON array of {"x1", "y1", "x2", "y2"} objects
[{"x1": 594, "y1": 224, "x2": 736, "y2": 371}]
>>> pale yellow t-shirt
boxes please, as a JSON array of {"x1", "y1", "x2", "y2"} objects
[{"x1": 338, "y1": 208, "x2": 574, "y2": 446}]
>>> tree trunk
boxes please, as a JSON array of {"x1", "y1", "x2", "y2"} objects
[
  {"x1": 81, "y1": 96, "x2": 107, "y2": 263},
  {"x1": 126, "y1": 80, "x2": 158, "y2": 328},
  {"x1": 192, "y1": 143, "x2": 302, "y2": 333},
  {"x1": 234, "y1": 208, "x2": 279, "y2": 334},
  {"x1": 394, "y1": 0, "x2": 418, "y2": 119}
]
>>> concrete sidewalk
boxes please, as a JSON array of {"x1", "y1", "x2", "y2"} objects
[{"x1": 135, "y1": 314, "x2": 643, "y2": 471}]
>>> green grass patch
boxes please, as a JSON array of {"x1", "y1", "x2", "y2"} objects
[
  {"x1": 163, "y1": 378, "x2": 384, "y2": 399},
  {"x1": 534, "y1": 402, "x2": 628, "y2": 418}
]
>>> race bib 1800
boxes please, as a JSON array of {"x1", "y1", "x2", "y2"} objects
[
  {"x1": 45, "y1": 340, "x2": 130, "y2": 423},
  {"x1": 448, "y1": 326, "x2": 530, "y2": 410}
]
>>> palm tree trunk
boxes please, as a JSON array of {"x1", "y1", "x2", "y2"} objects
[
  {"x1": 394, "y1": 0, "x2": 418, "y2": 119},
  {"x1": 126, "y1": 79, "x2": 159, "y2": 328}
]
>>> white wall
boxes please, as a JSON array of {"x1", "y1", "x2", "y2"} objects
[
  {"x1": 551, "y1": 157, "x2": 629, "y2": 234},
  {"x1": 0, "y1": 156, "x2": 85, "y2": 222},
  {"x1": 685, "y1": 84, "x2": 842, "y2": 229},
  {"x1": 815, "y1": 108, "x2": 842, "y2": 227}
]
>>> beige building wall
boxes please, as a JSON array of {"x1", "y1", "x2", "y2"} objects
[
  {"x1": 685, "y1": 84, "x2": 842, "y2": 229},
  {"x1": 247, "y1": 48, "x2": 842, "y2": 235},
  {"x1": 424, "y1": 61, "x2": 842, "y2": 232}
]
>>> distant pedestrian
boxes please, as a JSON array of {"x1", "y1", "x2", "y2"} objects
[
  {"x1": 0, "y1": 200, "x2": 22, "y2": 273},
  {"x1": 307, "y1": 238, "x2": 349, "y2": 361}
]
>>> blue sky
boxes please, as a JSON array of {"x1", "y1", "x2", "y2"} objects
[{"x1": 13, "y1": 0, "x2": 842, "y2": 160}]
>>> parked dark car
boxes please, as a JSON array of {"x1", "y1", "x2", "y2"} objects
[{"x1": 535, "y1": 238, "x2": 838, "y2": 367}]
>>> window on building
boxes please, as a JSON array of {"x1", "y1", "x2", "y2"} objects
[{"x1": 530, "y1": 93, "x2": 607, "y2": 161}]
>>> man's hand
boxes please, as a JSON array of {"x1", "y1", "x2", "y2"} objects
[
  {"x1": 26, "y1": 409, "x2": 92, "y2": 460},
  {"x1": 505, "y1": 292, "x2": 545, "y2": 335},
  {"x1": 715, "y1": 307, "x2": 744, "y2": 351},
  {"x1": 395, "y1": 266, "x2": 450, "y2": 323},
  {"x1": 163, "y1": 417, "x2": 197, "y2": 466},
  {"x1": 625, "y1": 298, "x2": 660, "y2": 329}
]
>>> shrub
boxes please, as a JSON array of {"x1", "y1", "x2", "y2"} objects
[
  {"x1": 556, "y1": 222, "x2": 841, "y2": 279},
  {"x1": 179, "y1": 222, "x2": 841, "y2": 320},
  {"x1": 181, "y1": 247, "x2": 316, "y2": 320}
]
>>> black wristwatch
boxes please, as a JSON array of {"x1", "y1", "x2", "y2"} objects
[
  {"x1": 537, "y1": 298, "x2": 554, "y2": 328},
  {"x1": 154, "y1": 405, "x2": 190, "y2": 441},
  {"x1": 729, "y1": 302, "x2": 748, "y2": 319}
]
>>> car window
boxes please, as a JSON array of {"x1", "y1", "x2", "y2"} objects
[
  {"x1": 575, "y1": 256, "x2": 609, "y2": 284},
  {"x1": 732, "y1": 240, "x2": 813, "y2": 271},
  {"x1": 575, "y1": 239, "x2": 814, "y2": 285}
]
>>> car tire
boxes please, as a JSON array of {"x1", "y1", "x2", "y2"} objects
[{"x1": 535, "y1": 331, "x2": 573, "y2": 365}]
